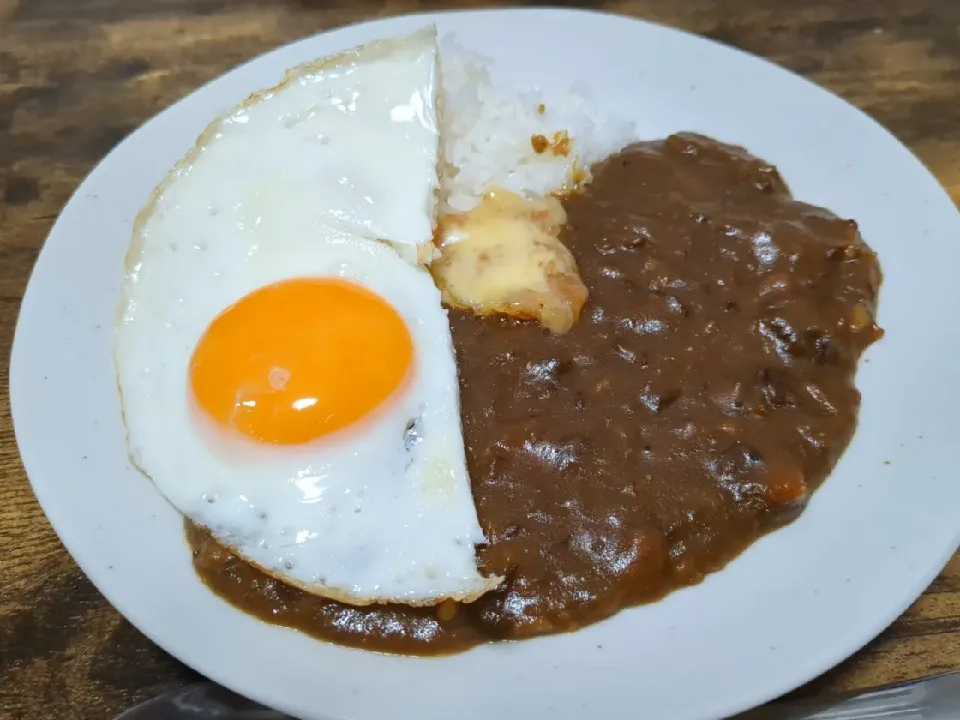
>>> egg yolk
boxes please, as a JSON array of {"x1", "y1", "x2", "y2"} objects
[{"x1": 189, "y1": 278, "x2": 413, "y2": 445}]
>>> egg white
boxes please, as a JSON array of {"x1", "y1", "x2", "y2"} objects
[{"x1": 115, "y1": 27, "x2": 501, "y2": 606}]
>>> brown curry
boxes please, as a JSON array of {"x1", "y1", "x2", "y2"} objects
[{"x1": 188, "y1": 133, "x2": 883, "y2": 655}]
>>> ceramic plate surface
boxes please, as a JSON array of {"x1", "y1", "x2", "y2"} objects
[{"x1": 11, "y1": 8, "x2": 960, "y2": 720}]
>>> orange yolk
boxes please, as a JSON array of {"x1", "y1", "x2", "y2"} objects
[{"x1": 189, "y1": 278, "x2": 413, "y2": 445}]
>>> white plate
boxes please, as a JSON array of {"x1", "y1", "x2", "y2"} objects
[{"x1": 11, "y1": 8, "x2": 960, "y2": 720}]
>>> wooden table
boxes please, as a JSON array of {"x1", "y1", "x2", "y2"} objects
[{"x1": 1, "y1": 0, "x2": 958, "y2": 717}]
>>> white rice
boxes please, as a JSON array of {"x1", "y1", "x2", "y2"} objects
[{"x1": 438, "y1": 34, "x2": 637, "y2": 215}]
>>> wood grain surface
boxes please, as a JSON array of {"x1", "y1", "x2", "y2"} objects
[{"x1": 1, "y1": 0, "x2": 958, "y2": 718}]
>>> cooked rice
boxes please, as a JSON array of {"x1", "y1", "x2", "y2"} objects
[{"x1": 438, "y1": 34, "x2": 636, "y2": 215}]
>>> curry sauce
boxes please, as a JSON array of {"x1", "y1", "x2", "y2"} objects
[{"x1": 188, "y1": 133, "x2": 882, "y2": 654}]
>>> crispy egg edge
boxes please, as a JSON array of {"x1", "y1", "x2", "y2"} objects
[{"x1": 199, "y1": 523, "x2": 505, "y2": 607}]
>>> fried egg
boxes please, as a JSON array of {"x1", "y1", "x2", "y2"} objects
[{"x1": 115, "y1": 27, "x2": 502, "y2": 606}]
